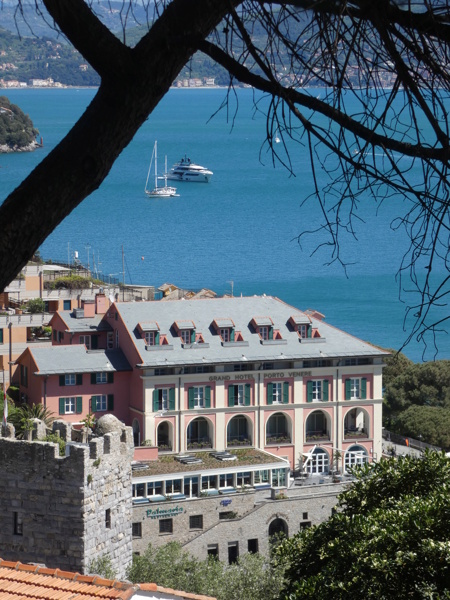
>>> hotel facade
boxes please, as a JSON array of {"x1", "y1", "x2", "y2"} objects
[{"x1": 17, "y1": 294, "x2": 388, "y2": 475}]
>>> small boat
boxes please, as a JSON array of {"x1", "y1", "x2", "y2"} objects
[
  {"x1": 145, "y1": 141, "x2": 179, "y2": 197},
  {"x1": 163, "y1": 154, "x2": 213, "y2": 183}
]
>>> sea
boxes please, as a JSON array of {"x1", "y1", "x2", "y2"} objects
[{"x1": 0, "y1": 87, "x2": 448, "y2": 363}]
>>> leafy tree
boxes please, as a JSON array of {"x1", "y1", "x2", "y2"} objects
[
  {"x1": 127, "y1": 541, "x2": 286, "y2": 600},
  {"x1": 276, "y1": 451, "x2": 450, "y2": 599},
  {"x1": 384, "y1": 360, "x2": 450, "y2": 424},
  {"x1": 396, "y1": 405, "x2": 450, "y2": 450},
  {"x1": 8, "y1": 403, "x2": 55, "y2": 438},
  {"x1": 26, "y1": 298, "x2": 45, "y2": 314},
  {"x1": 0, "y1": 1, "x2": 449, "y2": 353},
  {"x1": 0, "y1": 95, "x2": 39, "y2": 149},
  {"x1": 88, "y1": 553, "x2": 116, "y2": 579}
]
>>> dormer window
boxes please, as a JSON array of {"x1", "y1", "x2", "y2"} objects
[
  {"x1": 289, "y1": 315, "x2": 313, "y2": 339},
  {"x1": 145, "y1": 331, "x2": 159, "y2": 346},
  {"x1": 221, "y1": 328, "x2": 230, "y2": 342},
  {"x1": 299, "y1": 324, "x2": 311, "y2": 339},
  {"x1": 180, "y1": 329, "x2": 192, "y2": 344},
  {"x1": 212, "y1": 318, "x2": 245, "y2": 345},
  {"x1": 259, "y1": 326, "x2": 270, "y2": 340},
  {"x1": 173, "y1": 320, "x2": 197, "y2": 346},
  {"x1": 138, "y1": 321, "x2": 161, "y2": 346}
]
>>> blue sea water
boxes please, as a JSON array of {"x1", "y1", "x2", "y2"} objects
[{"x1": 0, "y1": 87, "x2": 448, "y2": 362}]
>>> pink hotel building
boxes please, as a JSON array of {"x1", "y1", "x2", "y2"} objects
[{"x1": 16, "y1": 294, "x2": 388, "y2": 473}]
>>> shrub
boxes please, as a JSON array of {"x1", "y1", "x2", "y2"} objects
[{"x1": 26, "y1": 298, "x2": 45, "y2": 313}]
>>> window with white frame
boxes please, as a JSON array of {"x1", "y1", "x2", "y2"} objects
[
  {"x1": 272, "y1": 381, "x2": 283, "y2": 404},
  {"x1": 299, "y1": 324, "x2": 308, "y2": 338},
  {"x1": 312, "y1": 380, "x2": 322, "y2": 402},
  {"x1": 165, "y1": 479, "x2": 182, "y2": 495},
  {"x1": 145, "y1": 331, "x2": 156, "y2": 346},
  {"x1": 350, "y1": 378, "x2": 360, "y2": 399},
  {"x1": 345, "y1": 377, "x2": 367, "y2": 400},
  {"x1": 133, "y1": 483, "x2": 146, "y2": 498},
  {"x1": 159, "y1": 388, "x2": 168, "y2": 411},
  {"x1": 259, "y1": 326, "x2": 269, "y2": 340},
  {"x1": 147, "y1": 481, "x2": 163, "y2": 496},
  {"x1": 180, "y1": 330, "x2": 191, "y2": 344},
  {"x1": 65, "y1": 374, "x2": 76, "y2": 386},
  {"x1": 193, "y1": 386, "x2": 204, "y2": 408},
  {"x1": 305, "y1": 448, "x2": 330, "y2": 474},
  {"x1": 344, "y1": 446, "x2": 369, "y2": 470},
  {"x1": 96, "y1": 372, "x2": 108, "y2": 384},
  {"x1": 65, "y1": 397, "x2": 76, "y2": 414},
  {"x1": 80, "y1": 335, "x2": 91, "y2": 349},
  {"x1": 92, "y1": 394, "x2": 107, "y2": 411},
  {"x1": 220, "y1": 328, "x2": 230, "y2": 342}
]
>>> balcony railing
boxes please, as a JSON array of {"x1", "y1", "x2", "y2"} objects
[
  {"x1": 305, "y1": 430, "x2": 330, "y2": 442},
  {"x1": 344, "y1": 428, "x2": 368, "y2": 439},
  {"x1": 227, "y1": 435, "x2": 252, "y2": 447},
  {"x1": 187, "y1": 437, "x2": 212, "y2": 449},
  {"x1": 266, "y1": 434, "x2": 291, "y2": 445}
]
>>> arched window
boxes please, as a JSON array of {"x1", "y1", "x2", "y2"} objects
[
  {"x1": 187, "y1": 417, "x2": 212, "y2": 450},
  {"x1": 157, "y1": 421, "x2": 172, "y2": 451},
  {"x1": 266, "y1": 412, "x2": 291, "y2": 444},
  {"x1": 227, "y1": 415, "x2": 251, "y2": 447},
  {"x1": 305, "y1": 410, "x2": 330, "y2": 442},
  {"x1": 268, "y1": 518, "x2": 288, "y2": 540},
  {"x1": 304, "y1": 446, "x2": 330, "y2": 474},
  {"x1": 344, "y1": 408, "x2": 369, "y2": 439},
  {"x1": 344, "y1": 445, "x2": 369, "y2": 471}
]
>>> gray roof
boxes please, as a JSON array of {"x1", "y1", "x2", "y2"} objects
[
  {"x1": 29, "y1": 346, "x2": 132, "y2": 375},
  {"x1": 58, "y1": 311, "x2": 113, "y2": 333},
  {"x1": 115, "y1": 295, "x2": 388, "y2": 368}
]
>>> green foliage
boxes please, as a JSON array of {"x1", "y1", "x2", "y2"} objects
[
  {"x1": 7, "y1": 386, "x2": 19, "y2": 403},
  {"x1": 81, "y1": 413, "x2": 96, "y2": 430},
  {"x1": 276, "y1": 451, "x2": 450, "y2": 599},
  {"x1": 87, "y1": 554, "x2": 116, "y2": 579},
  {"x1": 0, "y1": 27, "x2": 100, "y2": 87},
  {"x1": 127, "y1": 542, "x2": 286, "y2": 600},
  {"x1": 40, "y1": 432, "x2": 66, "y2": 456},
  {"x1": 44, "y1": 275, "x2": 93, "y2": 290},
  {"x1": 383, "y1": 355, "x2": 450, "y2": 446},
  {"x1": 8, "y1": 403, "x2": 54, "y2": 438},
  {"x1": 26, "y1": 298, "x2": 45, "y2": 314},
  {"x1": 0, "y1": 95, "x2": 39, "y2": 149},
  {"x1": 396, "y1": 405, "x2": 450, "y2": 450}
]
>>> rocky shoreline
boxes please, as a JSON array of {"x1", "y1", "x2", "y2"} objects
[{"x1": 0, "y1": 140, "x2": 42, "y2": 153}]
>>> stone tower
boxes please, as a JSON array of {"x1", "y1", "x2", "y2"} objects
[{"x1": 0, "y1": 420, "x2": 134, "y2": 579}]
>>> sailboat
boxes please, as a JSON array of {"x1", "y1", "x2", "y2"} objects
[{"x1": 145, "y1": 141, "x2": 179, "y2": 198}]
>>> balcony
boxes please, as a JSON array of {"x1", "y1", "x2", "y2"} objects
[
  {"x1": 187, "y1": 437, "x2": 212, "y2": 450},
  {"x1": 227, "y1": 435, "x2": 252, "y2": 448},
  {"x1": 305, "y1": 430, "x2": 330, "y2": 443},
  {"x1": 344, "y1": 427, "x2": 368, "y2": 440},
  {"x1": 266, "y1": 434, "x2": 291, "y2": 445}
]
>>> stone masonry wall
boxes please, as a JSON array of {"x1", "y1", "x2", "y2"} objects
[
  {"x1": 0, "y1": 423, "x2": 134, "y2": 579},
  {"x1": 132, "y1": 483, "x2": 345, "y2": 561},
  {"x1": 183, "y1": 485, "x2": 342, "y2": 561}
]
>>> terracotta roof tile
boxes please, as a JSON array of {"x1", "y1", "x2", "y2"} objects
[{"x1": 0, "y1": 559, "x2": 217, "y2": 600}]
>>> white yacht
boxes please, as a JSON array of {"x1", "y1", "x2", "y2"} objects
[
  {"x1": 163, "y1": 155, "x2": 213, "y2": 183},
  {"x1": 145, "y1": 141, "x2": 179, "y2": 198}
]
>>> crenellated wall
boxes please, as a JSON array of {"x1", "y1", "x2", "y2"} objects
[{"x1": 0, "y1": 422, "x2": 134, "y2": 579}]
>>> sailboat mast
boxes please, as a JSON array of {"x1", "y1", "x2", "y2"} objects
[{"x1": 154, "y1": 141, "x2": 158, "y2": 189}]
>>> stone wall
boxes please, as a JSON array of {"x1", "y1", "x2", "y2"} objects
[
  {"x1": 0, "y1": 422, "x2": 134, "y2": 579},
  {"x1": 132, "y1": 482, "x2": 345, "y2": 561},
  {"x1": 182, "y1": 485, "x2": 342, "y2": 561}
]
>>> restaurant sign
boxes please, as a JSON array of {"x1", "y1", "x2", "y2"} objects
[{"x1": 146, "y1": 506, "x2": 184, "y2": 519}]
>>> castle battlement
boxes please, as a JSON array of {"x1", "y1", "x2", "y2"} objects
[{"x1": 0, "y1": 420, "x2": 134, "y2": 579}]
